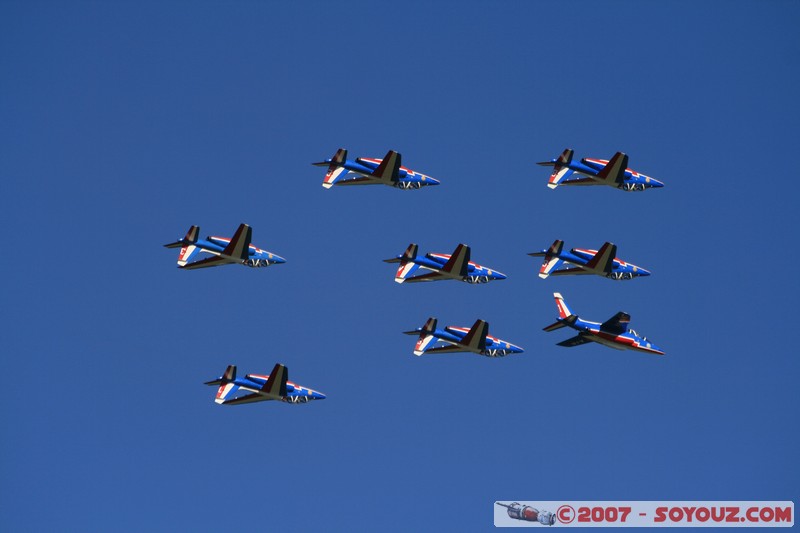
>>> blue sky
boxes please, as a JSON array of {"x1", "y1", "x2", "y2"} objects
[{"x1": 1, "y1": 1, "x2": 798, "y2": 531}]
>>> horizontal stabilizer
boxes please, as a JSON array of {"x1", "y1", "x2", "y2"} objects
[
  {"x1": 384, "y1": 243, "x2": 418, "y2": 264},
  {"x1": 542, "y1": 320, "x2": 567, "y2": 332},
  {"x1": 164, "y1": 225, "x2": 200, "y2": 248}
]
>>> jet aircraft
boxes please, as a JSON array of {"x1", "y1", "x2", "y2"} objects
[
  {"x1": 538, "y1": 148, "x2": 664, "y2": 191},
  {"x1": 405, "y1": 317, "x2": 523, "y2": 357},
  {"x1": 164, "y1": 223, "x2": 285, "y2": 270},
  {"x1": 312, "y1": 148, "x2": 440, "y2": 190},
  {"x1": 543, "y1": 293, "x2": 664, "y2": 355},
  {"x1": 205, "y1": 363, "x2": 326, "y2": 405},
  {"x1": 384, "y1": 243, "x2": 507, "y2": 284},
  {"x1": 529, "y1": 240, "x2": 650, "y2": 280}
]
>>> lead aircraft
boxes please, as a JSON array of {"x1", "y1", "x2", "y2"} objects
[
  {"x1": 164, "y1": 223, "x2": 286, "y2": 270},
  {"x1": 543, "y1": 293, "x2": 664, "y2": 355},
  {"x1": 205, "y1": 363, "x2": 326, "y2": 405},
  {"x1": 384, "y1": 243, "x2": 507, "y2": 284},
  {"x1": 538, "y1": 148, "x2": 664, "y2": 191},
  {"x1": 529, "y1": 240, "x2": 650, "y2": 280},
  {"x1": 312, "y1": 148, "x2": 440, "y2": 190},
  {"x1": 405, "y1": 317, "x2": 523, "y2": 357}
]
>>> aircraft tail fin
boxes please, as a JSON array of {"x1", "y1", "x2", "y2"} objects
[
  {"x1": 461, "y1": 319, "x2": 489, "y2": 352},
  {"x1": 205, "y1": 365, "x2": 238, "y2": 404},
  {"x1": 164, "y1": 225, "x2": 200, "y2": 248},
  {"x1": 371, "y1": 150, "x2": 401, "y2": 182},
  {"x1": 596, "y1": 152, "x2": 629, "y2": 185},
  {"x1": 383, "y1": 243, "x2": 418, "y2": 264},
  {"x1": 553, "y1": 292, "x2": 575, "y2": 319},
  {"x1": 261, "y1": 363, "x2": 288, "y2": 399},
  {"x1": 386, "y1": 244, "x2": 420, "y2": 283},
  {"x1": 584, "y1": 242, "x2": 617, "y2": 274},
  {"x1": 538, "y1": 149, "x2": 574, "y2": 188},
  {"x1": 314, "y1": 148, "x2": 348, "y2": 188},
  {"x1": 441, "y1": 244, "x2": 470, "y2": 278},
  {"x1": 529, "y1": 239, "x2": 564, "y2": 279},
  {"x1": 406, "y1": 317, "x2": 438, "y2": 356},
  {"x1": 221, "y1": 224, "x2": 252, "y2": 261}
]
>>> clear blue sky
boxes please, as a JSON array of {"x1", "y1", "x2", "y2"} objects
[{"x1": 1, "y1": 1, "x2": 798, "y2": 531}]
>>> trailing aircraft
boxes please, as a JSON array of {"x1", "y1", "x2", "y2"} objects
[
  {"x1": 312, "y1": 148, "x2": 440, "y2": 190},
  {"x1": 204, "y1": 363, "x2": 326, "y2": 405},
  {"x1": 538, "y1": 148, "x2": 664, "y2": 191},
  {"x1": 384, "y1": 243, "x2": 507, "y2": 284},
  {"x1": 404, "y1": 317, "x2": 523, "y2": 357},
  {"x1": 529, "y1": 240, "x2": 650, "y2": 280},
  {"x1": 543, "y1": 293, "x2": 664, "y2": 355},
  {"x1": 164, "y1": 223, "x2": 285, "y2": 270}
]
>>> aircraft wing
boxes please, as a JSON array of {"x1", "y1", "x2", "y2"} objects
[
  {"x1": 460, "y1": 319, "x2": 489, "y2": 352},
  {"x1": 600, "y1": 312, "x2": 631, "y2": 334},
  {"x1": 179, "y1": 255, "x2": 237, "y2": 269},
  {"x1": 557, "y1": 335, "x2": 593, "y2": 347},
  {"x1": 548, "y1": 266, "x2": 596, "y2": 276},
  {"x1": 440, "y1": 244, "x2": 470, "y2": 278},
  {"x1": 596, "y1": 152, "x2": 629, "y2": 185},
  {"x1": 400, "y1": 269, "x2": 451, "y2": 282},
  {"x1": 330, "y1": 174, "x2": 383, "y2": 185},
  {"x1": 422, "y1": 344, "x2": 470, "y2": 354},
  {"x1": 218, "y1": 391, "x2": 274, "y2": 405},
  {"x1": 584, "y1": 242, "x2": 617, "y2": 274},
  {"x1": 260, "y1": 363, "x2": 288, "y2": 399},
  {"x1": 222, "y1": 224, "x2": 253, "y2": 261}
]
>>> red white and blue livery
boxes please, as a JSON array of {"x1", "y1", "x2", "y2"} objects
[
  {"x1": 384, "y1": 243, "x2": 507, "y2": 284},
  {"x1": 405, "y1": 317, "x2": 523, "y2": 358},
  {"x1": 164, "y1": 223, "x2": 286, "y2": 270},
  {"x1": 543, "y1": 293, "x2": 664, "y2": 355},
  {"x1": 538, "y1": 148, "x2": 664, "y2": 192},
  {"x1": 313, "y1": 148, "x2": 440, "y2": 190},
  {"x1": 529, "y1": 240, "x2": 650, "y2": 280},
  {"x1": 205, "y1": 363, "x2": 326, "y2": 405}
]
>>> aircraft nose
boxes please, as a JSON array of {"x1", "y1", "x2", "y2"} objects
[
  {"x1": 638, "y1": 268, "x2": 651, "y2": 277},
  {"x1": 650, "y1": 179, "x2": 665, "y2": 188},
  {"x1": 495, "y1": 272, "x2": 508, "y2": 280},
  {"x1": 271, "y1": 254, "x2": 287, "y2": 264},
  {"x1": 314, "y1": 391, "x2": 326, "y2": 400}
]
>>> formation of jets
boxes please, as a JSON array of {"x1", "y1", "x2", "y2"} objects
[
  {"x1": 162, "y1": 147, "x2": 665, "y2": 406},
  {"x1": 164, "y1": 223, "x2": 285, "y2": 270},
  {"x1": 384, "y1": 243, "x2": 507, "y2": 284},
  {"x1": 405, "y1": 318, "x2": 524, "y2": 357}
]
